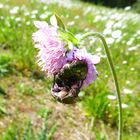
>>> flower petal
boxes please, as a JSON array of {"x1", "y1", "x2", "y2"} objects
[{"x1": 34, "y1": 21, "x2": 48, "y2": 29}]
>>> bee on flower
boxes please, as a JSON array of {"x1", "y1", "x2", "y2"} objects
[{"x1": 32, "y1": 14, "x2": 100, "y2": 104}]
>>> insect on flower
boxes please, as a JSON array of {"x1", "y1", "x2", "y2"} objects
[
  {"x1": 51, "y1": 47, "x2": 99, "y2": 104},
  {"x1": 52, "y1": 60, "x2": 88, "y2": 104},
  {"x1": 32, "y1": 14, "x2": 100, "y2": 104}
]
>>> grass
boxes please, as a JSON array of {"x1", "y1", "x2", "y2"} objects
[
  {"x1": 0, "y1": 0, "x2": 140, "y2": 139},
  {"x1": 2, "y1": 110, "x2": 57, "y2": 140}
]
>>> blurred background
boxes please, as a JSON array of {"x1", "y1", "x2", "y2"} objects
[{"x1": 0, "y1": 0, "x2": 140, "y2": 140}]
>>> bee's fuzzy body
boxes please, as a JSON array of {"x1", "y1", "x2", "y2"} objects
[{"x1": 52, "y1": 60, "x2": 88, "y2": 104}]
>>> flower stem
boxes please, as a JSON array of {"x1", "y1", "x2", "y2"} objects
[{"x1": 79, "y1": 32, "x2": 122, "y2": 140}]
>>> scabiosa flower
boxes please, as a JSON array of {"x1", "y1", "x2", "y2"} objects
[
  {"x1": 32, "y1": 21, "x2": 66, "y2": 76},
  {"x1": 32, "y1": 15, "x2": 100, "y2": 104}
]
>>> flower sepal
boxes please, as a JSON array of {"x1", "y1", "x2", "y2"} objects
[
  {"x1": 50, "y1": 14, "x2": 66, "y2": 30},
  {"x1": 59, "y1": 30, "x2": 78, "y2": 47}
]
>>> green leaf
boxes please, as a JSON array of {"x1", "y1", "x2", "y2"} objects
[
  {"x1": 50, "y1": 14, "x2": 65, "y2": 30},
  {"x1": 59, "y1": 30, "x2": 78, "y2": 46}
]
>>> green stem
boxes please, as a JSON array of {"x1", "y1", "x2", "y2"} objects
[{"x1": 79, "y1": 32, "x2": 122, "y2": 140}]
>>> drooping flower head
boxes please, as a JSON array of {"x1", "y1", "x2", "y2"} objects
[{"x1": 32, "y1": 15, "x2": 100, "y2": 103}]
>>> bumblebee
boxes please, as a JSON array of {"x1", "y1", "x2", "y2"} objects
[{"x1": 51, "y1": 60, "x2": 88, "y2": 104}]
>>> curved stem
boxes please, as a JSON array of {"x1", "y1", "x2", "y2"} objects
[{"x1": 79, "y1": 32, "x2": 122, "y2": 140}]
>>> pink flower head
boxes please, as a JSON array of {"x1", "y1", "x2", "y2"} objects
[
  {"x1": 32, "y1": 21, "x2": 66, "y2": 76},
  {"x1": 66, "y1": 48, "x2": 100, "y2": 87}
]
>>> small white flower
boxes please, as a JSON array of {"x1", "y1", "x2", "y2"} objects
[
  {"x1": 113, "y1": 22, "x2": 123, "y2": 28},
  {"x1": 40, "y1": 13, "x2": 49, "y2": 19},
  {"x1": 15, "y1": 17, "x2": 21, "y2": 22},
  {"x1": 31, "y1": 14, "x2": 36, "y2": 19},
  {"x1": 0, "y1": 3, "x2": 4, "y2": 9},
  {"x1": 21, "y1": 5, "x2": 26, "y2": 11},
  {"x1": 122, "y1": 60, "x2": 127, "y2": 64},
  {"x1": 6, "y1": 21, "x2": 10, "y2": 27},
  {"x1": 43, "y1": 6, "x2": 48, "y2": 10},
  {"x1": 110, "y1": 14, "x2": 118, "y2": 20},
  {"x1": 74, "y1": 15, "x2": 80, "y2": 19},
  {"x1": 31, "y1": 10, "x2": 38, "y2": 15},
  {"x1": 130, "y1": 67, "x2": 135, "y2": 71},
  {"x1": 40, "y1": 0, "x2": 46, "y2": 2},
  {"x1": 128, "y1": 46, "x2": 137, "y2": 51},
  {"x1": 106, "y1": 37, "x2": 115, "y2": 44},
  {"x1": 10, "y1": 6, "x2": 19, "y2": 14},
  {"x1": 126, "y1": 81, "x2": 130, "y2": 85},
  {"x1": 94, "y1": 15, "x2": 102, "y2": 22},
  {"x1": 121, "y1": 103, "x2": 128, "y2": 108},
  {"x1": 84, "y1": 28, "x2": 90, "y2": 32},
  {"x1": 24, "y1": 12, "x2": 30, "y2": 16},
  {"x1": 103, "y1": 28, "x2": 112, "y2": 35},
  {"x1": 106, "y1": 21, "x2": 114, "y2": 28},
  {"x1": 111, "y1": 30, "x2": 122, "y2": 38},
  {"x1": 117, "y1": 103, "x2": 128, "y2": 108},
  {"x1": 124, "y1": 6, "x2": 131, "y2": 11},
  {"x1": 107, "y1": 95, "x2": 116, "y2": 100},
  {"x1": 136, "y1": 30, "x2": 140, "y2": 35},
  {"x1": 0, "y1": 16, "x2": 4, "y2": 20},
  {"x1": 67, "y1": 21, "x2": 75, "y2": 26},
  {"x1": 96, "y1": 47, "x2": 102, "y2": 52},
  {"x1": 123, "y1": 88, "x2": 133, "y2": 94},
  {"x1": 127, "y1": 40, "x2": 133, "y2": 46},
  {"x1": 102, "y1": 16, "x2": 108, "y2": 21},
  {"x1": 104, "y1": 75, "x2": 108, "y2": 78},
  {"x1": 26, "y1": 21, "x2": 31, "y2": 25}
]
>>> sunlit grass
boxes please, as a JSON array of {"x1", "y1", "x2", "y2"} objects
[{"x1": 0, "y1": 0, "x2": 140, "y2": 139}]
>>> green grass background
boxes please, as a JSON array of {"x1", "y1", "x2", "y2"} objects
[{"x1": 0, "y1": 0, "x2": 140, "y2": 139}]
